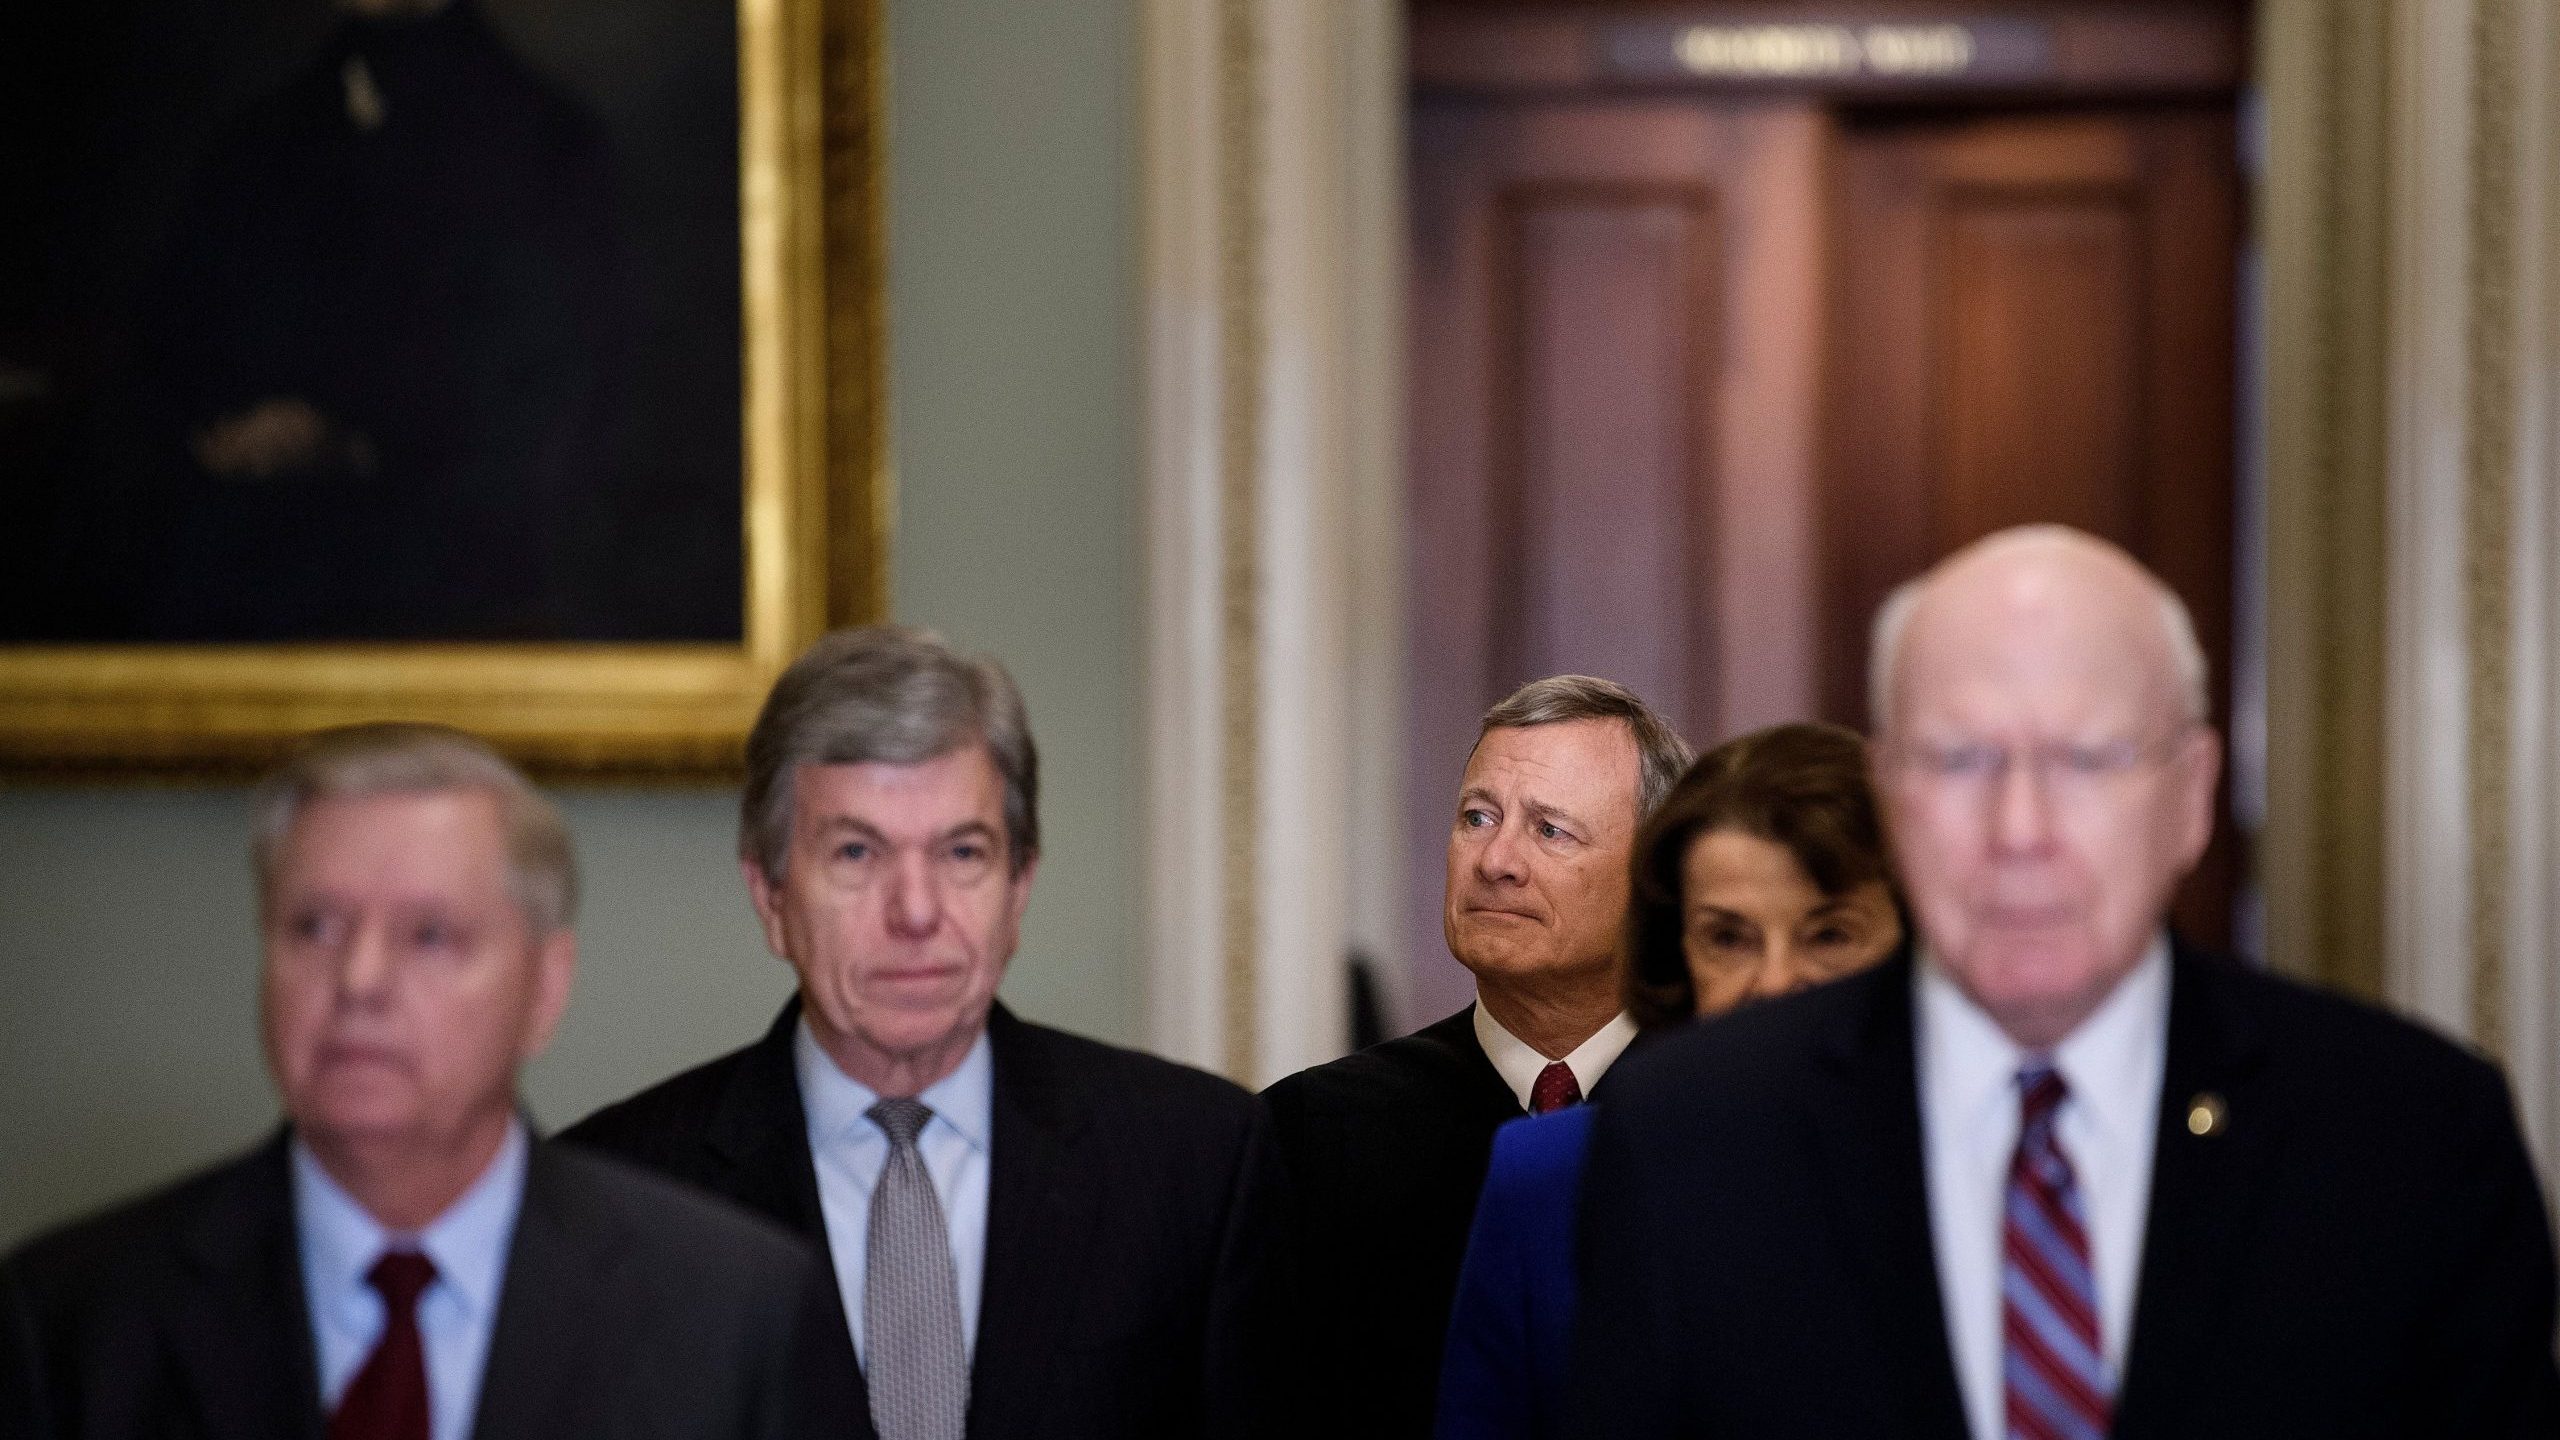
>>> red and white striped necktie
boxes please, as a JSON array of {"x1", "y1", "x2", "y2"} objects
[{"x1": 2000, "y1": 1063, "x2": 2112, "y2": 1440}]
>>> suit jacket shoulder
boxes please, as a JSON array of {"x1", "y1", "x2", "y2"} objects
[
  {"x1": 990, "y1": 1004, "x2": 1262, "y2": 1133},
  {"x1": 518, "y1": 1143, "x2": 816, "y2": 1295},
  {"x1": 2, "y1": 1137, "x2": 322, "y2": 1440},
  {"x1": 557, "y1": 1020, "x2": 784, "y2": 1175},
  {"x1": 2194, "y1": 952, "x2": 2506, "y2": 1098},
  {"x1": 474, "y1": 1142, "x2": 852, "y2": 1440},
  {"x1": 556, "y1": 1001, "x2": 824, "y2": 1245},
  {"x1": 1262, "y1": 1007, "x2": 1507, "y2": 1123},
  {"x1": 3, "y1": 1143, "x2": 284, "y2": 1316},
  {"x1": 1590, "y1": 956, "x2": 1890, "y2": 1156}
]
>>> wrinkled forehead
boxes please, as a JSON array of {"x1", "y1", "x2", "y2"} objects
[
  {"x1": 1888, "y1": 564, "x2": 2184, "y2": 738},
  {"x1": 1461, "y1": 718, "x2": 1639, "y2": 811}
]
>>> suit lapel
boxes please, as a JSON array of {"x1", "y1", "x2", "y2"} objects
[
  {"x1": 1805, "y1": 955, "x2": 1972, "y2": 1440},
  {"x1": 963, "y1": 1005, "x2": 1102, "y2": 1440},
  {"x1": 472, "y1": 1145, "x2": 625, "y2": 1440},
  {"x1": 711, "y1": 999, "x2": 873, "y2": 1437},
  {"x1": 168, "y1": 1135, "x2": 327, "y2": 1440},
  {"x1": 2110, "y1": 945, "x2": 2270, "y2": 1439}
]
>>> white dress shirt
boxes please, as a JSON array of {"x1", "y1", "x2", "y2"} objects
[
  {"x1": 1472, "y1": 1002, "x2": 1638, "y2": 1110},
  {"x1": 795, "y1": 1018, "x2": 993, "y2": 1364},
  {"x1": 294, "y1": 1119, "x2": 528, "y2": 1440},
  {"x1": 1917, "y1": 938, "x2": 2169, "y2": 1440}
]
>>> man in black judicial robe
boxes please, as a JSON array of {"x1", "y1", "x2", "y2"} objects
[{"x1": 1263, "y1": 676, "x2": 1691, "y2": 1437}]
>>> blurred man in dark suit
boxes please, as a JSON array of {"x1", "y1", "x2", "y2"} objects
[
  {"x1": 1572, "y1": 525, "x2": 2560, "y2": 1438},
  {"x1": 0, "y1": 723, "x2": 844, "y2": 1440},
  {"x1": 1263, "y1": 675, "x2": 1690, "y2": 1438},
  {"x1": 564, "y1": 626, "x2": 1291, "y2": 1440}
]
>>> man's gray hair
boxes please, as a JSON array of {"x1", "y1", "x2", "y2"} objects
[
  {"x1": 1867, "y1": 524, "x2": 2212, "y2": 732},
  {"x1": 742, "y1": 625, "x2": 1038, "y2": 879},
  {"x1": 250, "y1": 722, "x2": 577, "y2": 935},
  {"x1": 1476, "y1": 674, "x2": 1694, "y2": 818}
]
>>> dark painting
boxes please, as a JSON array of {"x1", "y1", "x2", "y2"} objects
[{"x1": 1, "y1": 0, "x2": 743, "y2": 643}]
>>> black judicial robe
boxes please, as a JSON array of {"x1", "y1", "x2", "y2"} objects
[{"x1": 1260, "y1": 1006, "x2": 1537, "y2": 1440}]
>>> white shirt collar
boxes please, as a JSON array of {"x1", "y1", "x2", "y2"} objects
[
  {"x1": 291, "y1": 1117, "x2": 529, "y2": 1326},
  {"x1": 1916, "y1": 934, "x2": 2171, "y2": 1130},
  {"x1": 1471, "y1": 1002, "x2": 1638, "y2": 1110},
  {"x1": 794, "y1": 1016, "x2": 995, "y2": 1154},
  {"x1": 1915, "y1": 934, "x2": 2172, "y2": 1440}
]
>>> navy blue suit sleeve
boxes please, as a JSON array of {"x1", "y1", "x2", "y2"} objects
[{"x1": 1439, "y1": 1108, "x2": 1594, "y2": 1440}]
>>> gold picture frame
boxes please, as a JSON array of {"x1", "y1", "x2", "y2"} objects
[{"x1": 0, "y1": 0, "x2": 886, "y2": 777}]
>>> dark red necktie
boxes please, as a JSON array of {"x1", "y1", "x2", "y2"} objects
[
  {"x1": 1529, "y1": 1059, "x2": 1582, "y2": 1114},
  {"x1": 330, "y1": 1250, "x2": 436, "y2": 1440}
]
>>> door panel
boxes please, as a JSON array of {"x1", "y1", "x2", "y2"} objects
[
  {"x1": 1504, "y1": 184, "x2": 1717, "y2": 729},
  {"x1": 1940, "y1": 191, "x2": 2143, "y2": 543},
  {"x1": 1824, "y1": 108, "x2": 2240, "y2": 939}
]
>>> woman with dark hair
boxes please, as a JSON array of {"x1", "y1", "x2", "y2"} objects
[{"x1": 1435, "y1": 722, "x2": 1905, "y2": 1440}]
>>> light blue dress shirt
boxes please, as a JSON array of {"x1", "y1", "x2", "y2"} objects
[
  {"x1": 795, "y1": 1018, "x2": 993, "y2": 1364},
  {"x1": 293, "y1": 1119, "x2": 528, "y2": 1440}
]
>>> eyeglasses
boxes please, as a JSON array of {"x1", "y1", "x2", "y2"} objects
[{"x1": 1887, "y1": 726, "x2": 2196, "y2": 798}]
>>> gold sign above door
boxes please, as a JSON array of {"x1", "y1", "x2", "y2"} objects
[{"x1": 1600, "y1": 18, "x2": 2056, "y2": 87}]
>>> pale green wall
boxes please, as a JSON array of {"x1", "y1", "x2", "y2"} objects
[
  {"x1": 885, "y1": 0, "x2": 1140, "y2": 1053},
  {"x1": 0, "y1": 0, "x2": 1140, "y2": 1249}
]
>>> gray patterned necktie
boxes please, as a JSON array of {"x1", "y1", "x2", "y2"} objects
[{"x1": 863, "y1": 1098, "x2": 968, "y2": 1440}]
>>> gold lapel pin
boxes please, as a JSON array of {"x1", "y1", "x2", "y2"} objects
[{"x1": 2186, "y1": 1092, "x2": 2228, "y2": 1137}]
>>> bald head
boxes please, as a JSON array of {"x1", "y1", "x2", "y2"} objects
[
  {"x1": 1869, "y1": 525, "x2": 2208, "y2": 737},
  {"x1": 1866, "y1": 525, "x2": 2220, "y2": 1050}
]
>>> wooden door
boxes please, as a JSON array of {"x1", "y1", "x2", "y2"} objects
[
  {"x1": 1404, "y1": 99, "x2": 1829, "y2": 1017},
  {"x1": 1822, "y1": 108, "x2": 2242, "y2": 937}
]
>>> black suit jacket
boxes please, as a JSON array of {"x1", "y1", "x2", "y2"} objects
[
  {"x1": 1260, "y1": 1005, "x2": 1536, "y2": 1439},
  {"x1": 1571, "y1": 943, "x2": 2560, "y2": 1439},
  {"x1": 559, "y1": 999, "x2": 1291, "y2": 1440},
  {"x1": 0, "y1": 1133, "x2": 851, "y2": 1440}
]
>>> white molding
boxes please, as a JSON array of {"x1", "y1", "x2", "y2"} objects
[
  {"x1": 2504, "y1": 0, "x2": 2560, "y2": 1186},
  {"x1": 1140, "y1": 0, "x2": 1401, "y2": 1082},
  {"x1": 1335, "y1": 0, "x2": 1412, "y2": 1030},
  {"x1": 1141, "y1": 0, "x2": 1230, "y2": 1074},
  {"x1": 1253, "y1": 0, "x2": 1352, "y2": 1084},
  {"x1": 2381, "y1": 0, "x2": 2476, "y2": 1038}
]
